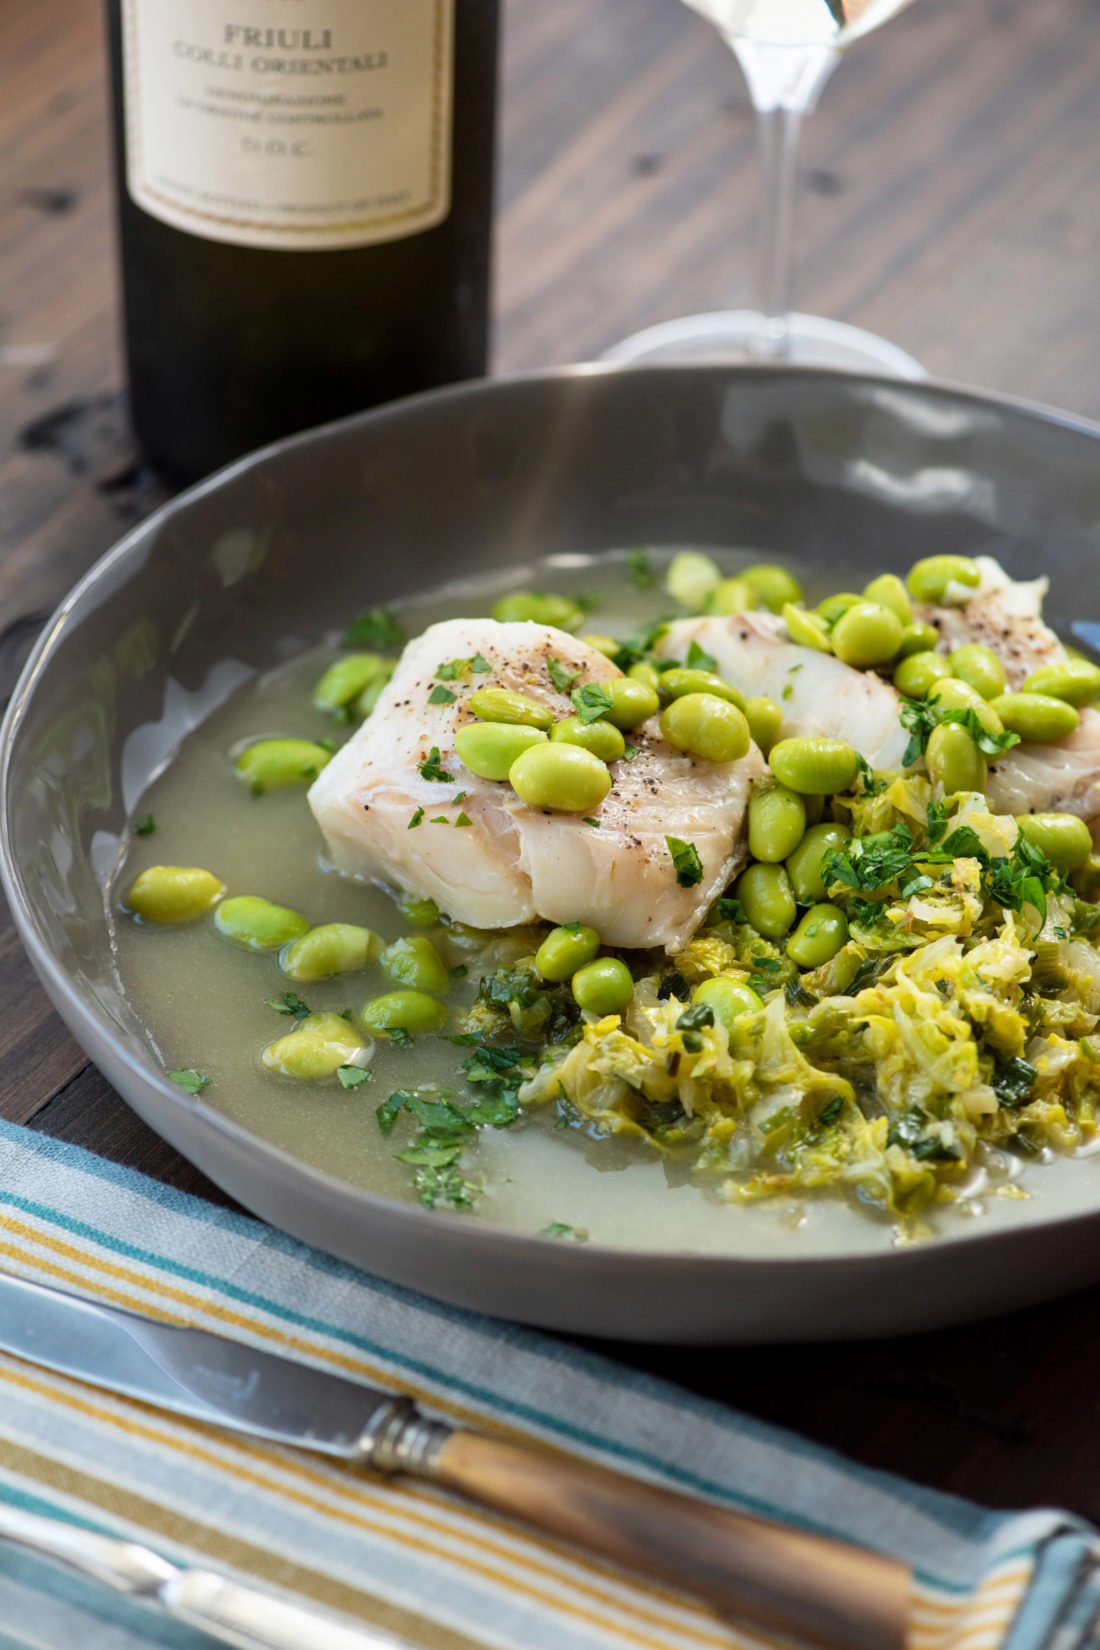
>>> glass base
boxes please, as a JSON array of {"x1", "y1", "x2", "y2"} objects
[{"x1": 600, "y1": 310, "x2": 925, "y2": 380}]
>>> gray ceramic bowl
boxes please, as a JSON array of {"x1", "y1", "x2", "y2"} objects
[{"x1": 5, "y1": 365, "x2": 1100, "y2": 1344}]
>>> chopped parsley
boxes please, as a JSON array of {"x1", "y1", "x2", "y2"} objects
[
  {"x1": 418, "y1": 746, "x2": 453, "y2": 783},
  {"x1": 627, "y1": 549, "x2": 654, "y2": 589},
  {"x1": 168, "y1": 1068, "x2": 209, "y2": 1095},
  {"x1": 856, "y1": 754, "x2": 888, "y2": 796},
  {"x1": 824, "y1": 815, "x2": 1066, "y2": 927},
  {"x1": 428, "y1": 685, "x2": 456, "y2": 705},
  {"x1": 408, "y1": 807, "x2": 424, "y2": 829},
  {"x1": 265, "y1": 991, "x2": 311, "y2": 1019},
  {"x1": 899, "y1": 695, "x2": 1021, "y2": 768},
  {"x1": 455, "y1": 812, "x2": 472, "y2": 828},
  {"x1": 430, "y1": 815, "x2": 450, "y2": 825},
  {"x1": 134, "y1": 814, "x2": 156, "y2": 836},
  {"x1": 666, "y1": 835, "x2": 703, "y2": 887},
  {"x1": 337, "y1": 1064, "x2": 372, "y2": 1090},
  {"x1": 623, "y1": 743, "x2": 639, "y2": 760},
  {"x1": 582, "y1": 817, "x2": 601, "y2": 828},
  {"x1": 547, "y1": 656, "x2": 579, "y2": 693},
  {"x1": 686, "y1": 639, "x2": 717, "y2": 673},
  {"x1": 823, "y1": 824, "x2": 915, "y2": 893},
  {"x1": 376, "y1": 1036, "x2": 529, "y2": 1210},
  {"x1": 390, "y1": 1027, "x2": 413, "y2": 1047},
  {"x1": 540, "y1": 1222, "x2": 589, "y2": 1242},
  {"x1": 344, "y1": 606, "x2": 404, "y2": 650},
  {"x1": 436, "y1": 657, "x2": 469, "y2": 680},
  {"x1": 714, "y1": 896, "x2": 747, "y2": 923},
  {"x1": 471, "y1": 652, "x2": 491, "y2": 673},
  {"x1": 571, "y1": 682, "x2": 614, "y2": 725}
]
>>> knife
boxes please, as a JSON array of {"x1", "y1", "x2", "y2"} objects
[{"x1": 0, "y1": 1270, "x2": 910, "y2": 1650}]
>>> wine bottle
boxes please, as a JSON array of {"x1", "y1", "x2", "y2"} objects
[{"x1": 104, "y1": 1, "x2": 499, "y2": 482}]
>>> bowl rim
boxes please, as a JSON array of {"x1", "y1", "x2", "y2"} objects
[{"x1": 7, "y1": 358, "x2": 1100, "y2": 1277}]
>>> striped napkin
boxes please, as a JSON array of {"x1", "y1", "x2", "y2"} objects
[{"x1": 0, "y1": 1118, "x2": 1095, "y2": 1650}]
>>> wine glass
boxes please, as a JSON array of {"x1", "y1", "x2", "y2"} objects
[{"x1": 603, "y1": 0, "x2": 923, "y2": 377}]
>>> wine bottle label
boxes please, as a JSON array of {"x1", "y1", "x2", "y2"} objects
[{"x1": 120, "y1": 0, "x2": 454, "y2": 250}]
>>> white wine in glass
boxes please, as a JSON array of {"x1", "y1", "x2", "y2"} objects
[{"x1": 605, "y1": 0, "x2": 923, "y2": 376}]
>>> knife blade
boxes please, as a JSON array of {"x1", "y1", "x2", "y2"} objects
[
  {"x1": 0, "y1": 1268, "x2": 394, "y2": 1454},
  {"x1": 0, "y1": 1269, "x2": 912, "y2": 1650}
]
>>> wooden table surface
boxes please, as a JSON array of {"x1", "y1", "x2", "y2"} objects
[{"x1": 6, "y1": 0, "x2": 1100, "y2": 1540}]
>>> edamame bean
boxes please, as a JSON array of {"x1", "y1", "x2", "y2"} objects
[
  {"x1": 816, "y1": 592, "x2": 862, "y2": 626},
  {"x1": 660, "y1": 694, "x2": 751, "y2": 764},
  {"x1": 361, "y1": 991, "x2": 447, "y2": 1037},
  {"x1": 492, "y1": 592, "x2": 584, "y2": 630},
  {"x1": 455, "y1": 721, "x2": 547, "y2": 780},
  {"x1": 571, "y1": 957, "x2": 634, "y2": 1015},
  {"x1": 949, "y1": 643, "x2": 1006, "y2": 701},
  {"x1": 781, "y1": 603, "x2": 832, "y2": 653},
  {"x1": 236, "y1": 738, "x2": 332, "y2": 791},
  {"x1": 905, "y1": 555, "x2": 981, "y2": 604},
  {"x1": 1014, "y1": 813, "x2": 1093, "y2": 873},
  {"x1": 748, "y1": 784, "x2": 806, "y2": 863},
  {"x1": 214, "y1": 895, "x2": 309, "y2": 953},
  {"x1": 125, "y1": 866, "x2": 225, "y2": 925},
  {"x1": 692, "y1": 975, "x2": 764, "y2": 1032},
  {"x1": 381, "y1": 935, "x2": 451, "y2": 994},
  {"x1": 508, "y1": 742, "x2": 612, "y2": 812},
  {"x1": 734, "y1": 863, "x2": 797, "y2": 940},
  {"x1": 468, "y1": 687, "x2": 554, "y2": 730},
  {"x1": 925, "y1": 722, "x2": 986, "y2": 793},
  {"x1": 785, "y1": 823, "x2": 851, "y2": 903},
  {"x1": 312, "y1": 653, "x2": 389, "y2": 712},
  {"x1": 896, "y1": 620, "x2": 941, "y2": 658},
  {"x1": 862, "y1": 573, "x2": 913, "y2": 625},
  {"x1": 831, "y1": 601, "x2": 905, "y2": 669},
  {"x1": 786, "y1": 904, "x2": 849, "y2": 970},
  {"x1": 659, "y1": 668, "x2": 746, "y2": 709},
  {"x1": 627, "y1": 661, "x2": 661, "y2": 692},
  {"x1": 397, "y1": 892, "x2": 441, "y2": 926},
  {"x1": 893, "y1": 650, "x2": 952, "y2": 699},
  {"x1": 550, "y1": 715, "x2": 626, "y2": 762},
  {"x1": 989, "y1": 692, "x2": 1079, "y2": 743},
  {"x1": 580, "y1": 633, "x2": 620, "y2": 658},
  {"x1": 353, "y1": 665, "x2": 394, "y2": 719},
  {"x1": 1072, "y1": 853, "x2": 1100, "y2": 903},
  {"x1": 741, "y1": 563, "x2": 803, "y2": 612},
  {"x1": 744, "y1": 695, "x2": 783, "y2": 755},
  {"x1": 768, "y1": 737, "x2": 860, "y2": 795},
  {"x1": 535, "y1": 924, "x2": 601, "y2": 982},
  {"x1": 705, "y1": 577, "x2": 757, "y2": 615},
  {"x1": 262, "y1": 1011, "x2": 367, "y2": 1081},
  {"x1": 928, "y1": 677, "x2": 1005, "y2": 736},
  {"x1": 281, "y1": 923, "x2": 384, "y2": 981},
  {"x1": 665, "y1": 551, "x2": 721, "y2": 610},
  {"x1": 1023, "y1": 660, "x2": 1100, "y2": 706},
  {"x1": 602, "y1": 677, "x2": 660, "y2": 729}
]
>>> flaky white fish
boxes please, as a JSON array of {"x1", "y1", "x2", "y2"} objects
[{"x1": 309, "y1": 619, "x2": 763, "y2": 951}]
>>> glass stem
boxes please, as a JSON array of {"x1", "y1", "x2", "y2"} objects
[
  {"x1": 751, "y1": 103, "x2": 803, "y2": 359},
  {"x1": 731, "y1": 43, "x2": 838, "y2": 362}
]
